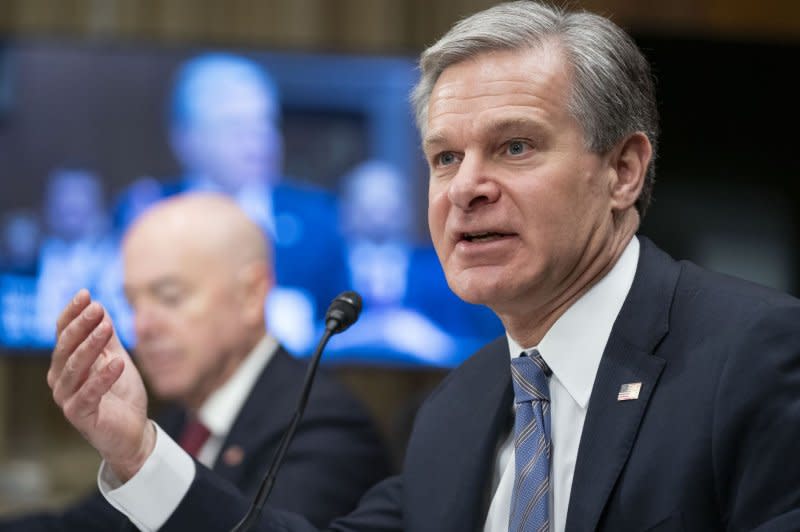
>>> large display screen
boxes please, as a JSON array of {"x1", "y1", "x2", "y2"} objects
[{"x1": 0, "y1": 39, "x2": 503, "y2": 366}]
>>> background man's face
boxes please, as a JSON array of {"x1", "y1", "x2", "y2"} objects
[
  {"x1": 424, "y1": 45, "x2": 618, "y2": 319},
  {"x1": 122, "y1": 219, "x2": 248, "y2": 406}
]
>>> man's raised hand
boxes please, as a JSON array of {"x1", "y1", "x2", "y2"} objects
[{"x1": 48, "y1": 289, "x2": 154, "y2": 482}]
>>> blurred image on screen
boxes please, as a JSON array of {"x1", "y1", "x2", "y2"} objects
[{"x1": 0, "y1": 40, "x2": 503, "y2": 366}]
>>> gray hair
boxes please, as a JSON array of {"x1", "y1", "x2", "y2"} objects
[{"x1": 411, "y1": 0, "x2": 659, "y2": 217}]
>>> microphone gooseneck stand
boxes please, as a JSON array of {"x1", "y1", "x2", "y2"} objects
[{"x1": 230, "y1": 291, "x2": 362, "y2": 532}]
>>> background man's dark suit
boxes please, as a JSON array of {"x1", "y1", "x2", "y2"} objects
[
  {"x1": 157, "y1": 237, "x2": 800, "y2": 531},
  {"x1": 0, "y1": 347, "x2": 390, "y2": 531}
]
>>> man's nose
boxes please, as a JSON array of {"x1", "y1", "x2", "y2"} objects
[
  {"x1": 132, "y1": 306, "x2": 158, "y2": 339},
  {"x1": 446, "y1": 154, "x2": 501, "y2": 211}
]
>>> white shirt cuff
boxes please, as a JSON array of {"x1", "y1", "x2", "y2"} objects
[{"x1": 97, "y1": 421, "x2": 196, "y2": 532}]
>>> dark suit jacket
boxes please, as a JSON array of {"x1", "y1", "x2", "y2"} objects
[
  {"x1": 160, "y1": 237, "x2": 800, "y2": 531},
  {"x1": 0, "y1": 347, "x2": 390, "y2": 531}
]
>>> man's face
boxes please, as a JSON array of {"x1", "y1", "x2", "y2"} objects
[
  {"x1": 122, "y1": 223, "x2": 246, "y2": 406},
  {"x1": 424, "y1": 45, "x2": 617, "y2": 320},
  {"x1": 182, "y1": 78, "x2": 283, "y2": 189},
  {"x1": 344, "y1": 168, "x2": 412, "y2": 241},
  {"x1": 45, "y1": 171, "x2": 104, "y2": 241}
]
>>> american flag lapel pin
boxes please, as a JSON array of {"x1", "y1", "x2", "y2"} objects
[{"x1": 617, "y1": 382, "x2": 642, "y2": 401}]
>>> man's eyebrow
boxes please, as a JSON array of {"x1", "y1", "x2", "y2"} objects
[
  {"x1": 423, "y1": 117, "x2": 545, "y2": 151},
  {"x1": 139, "y1": 277, "x2": 184, "y2": 295},
  {"x1": 122, "y1": 276, "x2": 181, "y2": 296},
  {"x1": 422, "y1": 131, "x2": 449, "y2": 152},
  {"x1": 149, "y1": 277, "x2": 185, "y2": 291}
]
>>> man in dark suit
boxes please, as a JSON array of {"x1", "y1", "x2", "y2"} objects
[
  {"x1": 44, "y1": 2, "x2": 800, "y2": 531},
  {"x1": 1, "y1": 193, "x2": 388, "y2": 531},
  {"x1": 112, "y1": 52, "x2": 348, "y2": 353}
]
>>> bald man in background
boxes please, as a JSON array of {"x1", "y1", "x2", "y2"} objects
[{"x1": 0, "y1": 193, "x2": 389, "y2": 531}]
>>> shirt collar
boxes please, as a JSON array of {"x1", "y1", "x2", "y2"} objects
[
  {"x1": 197, "y1": 334, "x2": 279, "y2": 438},
  {"x1": 507, "y1": 236, "x2": 639, "y2": 408}
]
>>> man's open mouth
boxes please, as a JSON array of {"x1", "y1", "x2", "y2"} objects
[{"x1": 462, "y1": 231, "x2": 512, "y2": 243}]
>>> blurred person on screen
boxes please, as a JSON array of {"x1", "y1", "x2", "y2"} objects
[
  {"x1": 34, "y1": 168, "x2": 115, "y2": 343},
  {"x1": 329, "y1": 159, "x2": 501, "y2": 365},
  {"x1": 0, "y1": 209, "x2": 43, "y2": 345},
  {"x1": 113, "y1": 52, "x2": 348, "y2": 353},
  {"x1": 43, "y1": 2, "x2": 800, "y2": 531},
  {"x1": 0, "y1": 209, "x2": 41, "y2": 276},
  {"x1": 0, "y1": 192, "x2": 389, "y2": 531}
]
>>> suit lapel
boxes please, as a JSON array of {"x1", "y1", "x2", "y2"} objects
[
  {"x1": 565, "y1": 238, "x2": 679, "y2": 532},
  {"x1": 212, "y1": 348, "x2": 296, "y2": 485},
  {"x1": 408, "y1": 337, "x2": 513, "y2": 532}
]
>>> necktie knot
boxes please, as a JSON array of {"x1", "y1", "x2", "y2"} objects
[{"x1": 511, "y1": 351, "x2": 551, "y2": 405}]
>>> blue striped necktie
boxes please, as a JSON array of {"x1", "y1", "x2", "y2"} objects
[{"x1": 509, "y1": 351, "x2": 552, "y2": 532}]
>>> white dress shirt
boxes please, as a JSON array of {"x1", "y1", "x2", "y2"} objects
[
  {"x1": 195, "y1": 334, "x2": 278, "y2": 467},
  {"x1": 98, "y1": 334, "x2": 279, "y2": 531},
  {"x1": 483, "y1": 237, "x2": 639, "y2": 532}
]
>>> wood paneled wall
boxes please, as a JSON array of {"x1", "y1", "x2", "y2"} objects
[{"x1": 0, "y1": 0, "x2": 797, "y2": 53}]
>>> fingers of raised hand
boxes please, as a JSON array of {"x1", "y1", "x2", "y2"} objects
[
  {"x1": 62, "y1": 356, "x2": 125, "y2": 423},
  {"x1": 48, "y1": 299, "x2": 105, "y2": 389},
  {"x1": 56, "y1": 289, "x2": 91, "y2": 339},
  {"x1": 51, "y1": 308, "x2": 114, "y2": 406}
]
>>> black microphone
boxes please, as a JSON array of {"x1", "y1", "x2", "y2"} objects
[
  {"x1": 230, "y1": 291, "x2": 362, "y2": 532},
  {"x1": 325, "y1": 291, "x2": 362, "y2": 333}
]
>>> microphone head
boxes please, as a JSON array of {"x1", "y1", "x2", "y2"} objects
[{"x1": 325, "y1": 291, "x2": 362, "y2": 334}]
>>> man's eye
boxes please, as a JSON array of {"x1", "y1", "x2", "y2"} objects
[
  {"x1": 157, "y1": 291, "x2": 185, "y2": 308},
  {"x1": 437, "y1": 152, "x2": 458, "y2": 166},
  {"x1": 507, "y1": 140, "x2": 528, "y2": 155}
]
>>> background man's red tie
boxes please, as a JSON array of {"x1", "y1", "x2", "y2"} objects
[{"x1": 178, "y1": 418, "x2": 211, "y2": 458}]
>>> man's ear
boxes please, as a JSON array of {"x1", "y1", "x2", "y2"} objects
[
  {"x1": 607, "y1": 132, "x2": 652, "y2": 211},
  {"x1": 236, "y1": 260, "x2": 273, "y2": 325}
]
